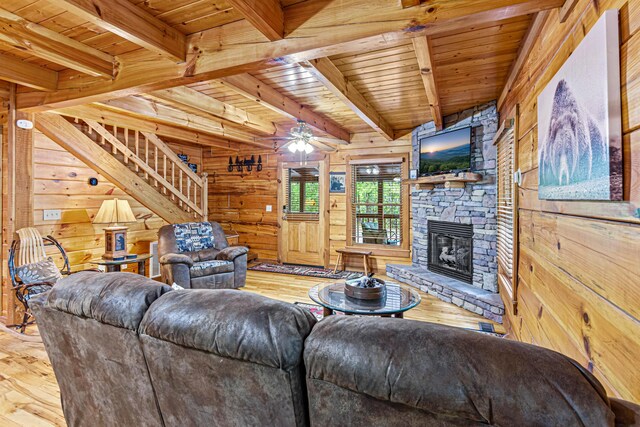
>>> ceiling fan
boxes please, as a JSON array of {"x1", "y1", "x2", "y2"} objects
[{"x1": 256, "y1": 120, "x2": 346, "y2": 153}]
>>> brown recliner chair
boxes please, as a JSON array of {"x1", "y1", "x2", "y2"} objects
[
  {"x1": 158, "y1": 221, "x2": 248, "y2": 289},
  {"x1": 29, "y1": 271, "x2": 171, "y2": 427}
]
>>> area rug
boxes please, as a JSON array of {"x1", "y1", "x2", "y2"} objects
[
  {"x1": 294, "y1": 302, "x2": 505, "y2": 337},
  {"x1": 249, "y1": 263, "x2": 362, "y2": 280}
]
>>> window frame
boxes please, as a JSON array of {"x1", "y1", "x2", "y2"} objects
[{"x1": 346, "y1": 155, "x2": 410, "y2": 257}]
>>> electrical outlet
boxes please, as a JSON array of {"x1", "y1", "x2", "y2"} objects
[
  {"x1": 266, "y1": 205, "x2": 273, "y2": 212},
  {"x1": 97, "y1": 265, "x2": 106, "y2": 272},
  {"x1": 43, "y1": 209, "x2": 62, "y2": 221},
  {"x1": 121, "y1": 263, "x2": 127, "y2": 270}
]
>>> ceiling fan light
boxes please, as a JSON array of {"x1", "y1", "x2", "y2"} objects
[{"x1": 304, "y1": 143, "x2": 314, "y2": 154}]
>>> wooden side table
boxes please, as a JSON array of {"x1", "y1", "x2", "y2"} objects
[
  {"x1": 90, "y1": 254, "x2": 153, "y2": 276},
  {"x1": 334, "y1": 248, "x2": 373, "y2": 275}
]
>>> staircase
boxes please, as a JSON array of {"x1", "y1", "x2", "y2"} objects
[{"x1": 36, "y1": 113, "x2": 207, "y2": 224}]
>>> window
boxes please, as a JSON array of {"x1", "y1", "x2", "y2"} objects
[
  {"x1": 350, "y1": 161, "x2": 404, "y2": 247},
  {"x1": 286, "y1": 167, "x2": 320, "y2": 219},
  {"x1": 496, "y1": 122, "x2": 517, "y2": 303}
]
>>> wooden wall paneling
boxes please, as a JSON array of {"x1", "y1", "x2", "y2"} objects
[
  {"x1": 205, "y1": 147, "x2": 280, "y2": 261},
  {"x1": 500, "y1": 0, "x2": 640, "y2": 402}
]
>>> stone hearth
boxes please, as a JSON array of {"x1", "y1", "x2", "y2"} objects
[
  {"x1": 386, "y1": 264, "x2": 504, "y2": 322},
  {"x1": 387, "y1": 101, "x2": 504, "y2": 322}
]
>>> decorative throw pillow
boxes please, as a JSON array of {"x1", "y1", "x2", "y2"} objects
[
  {"x1": 16, "y1": 257, "x2": 63, "y2": 285},
  {"x1": 173, "y1": 222, "x2": 214, "y2": 252}
]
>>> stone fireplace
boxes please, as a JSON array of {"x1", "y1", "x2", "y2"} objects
[
  {"x1": 428, "y1": 221, "x2": 473, "y2": 283},
  {"x1": 387, "y1": 101, "x2": 505, "y2": 322}
]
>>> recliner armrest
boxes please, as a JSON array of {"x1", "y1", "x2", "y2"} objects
[
  {"x1": 159, "y1": 253, "x2": 194, "y2": 267},
  {"x1": 216, "y1": 246, "x2": 249, "y2": 261}
]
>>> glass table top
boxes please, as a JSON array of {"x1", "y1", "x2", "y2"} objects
[{"x1": 308, "y1": 281, "x2": 421, "y2": 315}]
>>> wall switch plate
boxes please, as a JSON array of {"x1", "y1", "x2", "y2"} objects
[
  {"x1": 266, "y1": 205, "x2": 273, "y2": 212},
  {"x1": 43, "y1": 209, "x2": 62, "y2": 221}
]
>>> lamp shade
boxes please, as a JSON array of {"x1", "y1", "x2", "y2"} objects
[{"x1": 93, "y1": 198, "x2": 137, "y2": 225}]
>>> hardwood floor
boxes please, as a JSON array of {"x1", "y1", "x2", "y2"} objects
[{"x1": 0, "y1": 270, "x2": 504, "y2": 426}]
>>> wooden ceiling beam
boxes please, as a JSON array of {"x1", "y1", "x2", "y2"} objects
[
  {"x1": 219, "y1": 74, "x2": 351, "y2": 142},
  {"x1": 559, "y1": 0, "x2": 579, "y2": 23},
  {"x1": 97, "y1": 96, "x2": 272, "y2": 148},
  {"x1": 400, "y1": 0, "x2": 421, "y2": 8},
  {"x1": 301, "y1": 57, "x2": 394, "y2": 140},
  {"x1": 227, "y1": 0, "x2": 284, "y2": 41},
  {"x1": 0, "y1": 7, "x2": 114, "y2": 78},
  {"x1": 0, "y1": 53, "x2": 58, "y2": 91},
  {"x1": 412, "y1": 36, "x2": 443, "y2": 131},
  {"x1": 53, "y1": 104, "x2": 239, "y2": 150},
  {"x1": 17, "y1": 0, "x2": 565, "y2": 111},
  {"x1": 147, "y1": 87, "x2": 278, "y2": 136},
  {"x1": 498, "y1": 11, "x2": 550, "y2": 110},
  {"x1": 49, "y1": 0, "x2": 186, "y2": 62}
]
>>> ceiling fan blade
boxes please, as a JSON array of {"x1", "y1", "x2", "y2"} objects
[
  {"x1": 312, "y1": 136, "x2": 349, "y2": 145},
  {"x1": 307, "y1": 139, "x2": 337, "y2": 152},
  {"x1": 255, "y1": 136, "x2": 293, "y2": 141}
]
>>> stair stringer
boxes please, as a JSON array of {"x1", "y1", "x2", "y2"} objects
[{"x1": 36, "y1": 112, "x2": 193, "y2": 224}]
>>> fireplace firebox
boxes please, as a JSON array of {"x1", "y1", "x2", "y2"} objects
[{"x1": 427, "y1": 220, "x2": 473, "y2": 283}]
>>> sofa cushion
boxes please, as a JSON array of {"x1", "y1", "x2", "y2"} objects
[
  {"x1": 172, "y1": 222, "x2": 214, "y2": 252},
  {"x1": 190, "y1": 260, "x2": 234, "y2": 277},
  {"x1": 45, "y1": 270, "x2": 172, "y2": 330}
]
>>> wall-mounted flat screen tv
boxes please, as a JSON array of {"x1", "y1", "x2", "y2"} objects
[{"x1": 419, "y1": 127, "x2": 471, "y2": 176}]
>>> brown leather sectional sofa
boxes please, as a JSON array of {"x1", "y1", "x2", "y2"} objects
[{"x1": 32, "y1": 272, "x2": 640, "y2": 427}]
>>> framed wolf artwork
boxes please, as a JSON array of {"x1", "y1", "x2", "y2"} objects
[{"x1": 537, "y1": 10, "x2": 622, "y2": 201}]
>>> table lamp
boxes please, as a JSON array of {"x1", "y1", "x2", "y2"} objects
[{"x1": 93, "y1": 198, "x2": 137, "y2": 260}]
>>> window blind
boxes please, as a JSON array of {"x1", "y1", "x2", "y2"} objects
[
  {"x1": 350, "y1": 162, "x2": 403, "y2": 246},
  {"x1": 496, "y1": 126, "x2": 516, "y2": 298},
  {"x1": 285, "y1": 167, "x2": 319, "y2": 221}
]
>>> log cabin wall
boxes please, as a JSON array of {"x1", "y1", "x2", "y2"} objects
[
  {"x1": 31, "y1": 129, "x2": 201, "y2": 274},
  {"x1": 500, "y1": 0, "x2": 640, "y2": 402},
  {"x1": 1, "y1": 113, "x2": 204, "y2": 321},
  {"x1": 204, "y1": 133, "x2": 412, "y2": 272}
]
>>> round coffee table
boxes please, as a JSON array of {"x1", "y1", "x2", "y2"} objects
[{"x1": 308, "y1": 281, "x2": 421, "y2": 318}]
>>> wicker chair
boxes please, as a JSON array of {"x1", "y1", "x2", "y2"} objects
[{"x1": 8, "y1": 227, "x2": 70, "y2": 333}]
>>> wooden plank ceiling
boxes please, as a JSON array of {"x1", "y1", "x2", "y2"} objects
[{"x1": 0, "y1": 0, "x2": 553, "y2": 147}]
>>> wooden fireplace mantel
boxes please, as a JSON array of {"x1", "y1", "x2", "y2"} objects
[{"x1": 404, "y1": 172, "x2": 483, "y2": 190}]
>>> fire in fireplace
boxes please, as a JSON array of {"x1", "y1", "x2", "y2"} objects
[{"x1": 427, "y1": 220, "x2": 473, "y2": 283}]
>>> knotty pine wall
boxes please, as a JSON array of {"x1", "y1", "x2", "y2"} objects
[
  {"x1": 501, "y1": 0, "x2": 640, "y2": 402},
  {"x1": 32, "y1": 130, "x2": 202, "y2": 274},
  {"x1": 204, "y1": 132, "x2": 412, "y2": 272}
]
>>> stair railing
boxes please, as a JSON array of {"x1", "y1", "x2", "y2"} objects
[{"x1": 82, "y1": 119, "x2": 208, "y2": 220}]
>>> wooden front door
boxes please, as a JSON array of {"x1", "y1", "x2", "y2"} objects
[{"x1": 278, "y1": 158, "x2": 328, "y2": 267}]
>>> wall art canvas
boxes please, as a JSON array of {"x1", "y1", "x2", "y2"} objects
[
  {"x1": 537, "y1": 10, "x2": 622, "y2": 201},
  {"x1": 329, "y1": 172, "x2": 346, "y2": 193}
]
